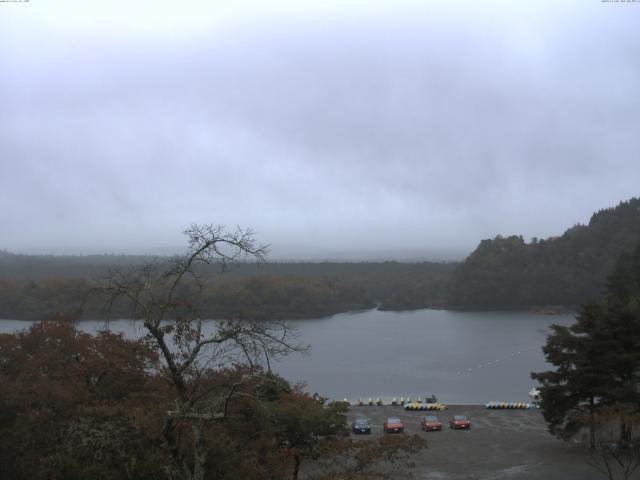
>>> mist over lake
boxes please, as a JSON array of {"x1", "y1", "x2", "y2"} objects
[{"x1": 1, "y1": 309, "x2": 574, "y2": 404}]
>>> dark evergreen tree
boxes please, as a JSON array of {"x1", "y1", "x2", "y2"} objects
[
  {"x1": 531, "y1": 304, "x2": 608, "y2": 447},
  {"x1": 532, "y1": 242, "x2": 640, "y2": 447}
]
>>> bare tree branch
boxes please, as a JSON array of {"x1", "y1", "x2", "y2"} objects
[{"x1": 88, "y1": 224, "x2": 301, "y2": 480}]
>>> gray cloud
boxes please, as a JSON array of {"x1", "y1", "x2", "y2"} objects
[{"x1": 1, "y1": 1, "x2": 639, "y2": 259}]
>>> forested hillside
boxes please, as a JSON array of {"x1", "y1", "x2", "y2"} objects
[{"x1": 450, "y1": 197, "x2": 640, "y2": 309}]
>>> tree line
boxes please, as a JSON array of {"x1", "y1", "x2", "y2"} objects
[
  {"x1": 0, "y1": 275, "x2": 375, "y2": 321},
  {"x1": 0, "y1": 254, "x2": 455, "y2": 320},
  {"x1": 1, "y1": 197, "x2": 639, "y2": 319}
]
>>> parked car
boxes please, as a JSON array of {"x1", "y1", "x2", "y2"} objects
[
  {"x1": 420, "y1": 415, "x2": 442, "y2": 431},
  {"x1": 449, "y1": 415, "x2": 471, "y2": 429},
  {"x1": 383, "y1": 417, "x2": 404, "y2": 433},
  {"x1": 351, "y1": 418, "x2": 371, "y2": 434}
]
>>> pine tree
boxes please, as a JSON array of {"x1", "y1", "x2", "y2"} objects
[{"x1": 532, "y1": 243, "x2": 640, "y2": 447}]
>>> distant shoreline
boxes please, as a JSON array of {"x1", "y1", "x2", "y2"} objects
[{"x1": 0, "y1": 304, "x2": 576, "y2": 323}]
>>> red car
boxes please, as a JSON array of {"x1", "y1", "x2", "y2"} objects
[
  {"x1": 420, "y1": 415, "x2": 442, "y2": 432},
  {"x1": 449, "y1": 415, "x2": 471, "y2": 430},
  {"x1": 383, "y1": 417, "x2": 404, "y2": 433}
]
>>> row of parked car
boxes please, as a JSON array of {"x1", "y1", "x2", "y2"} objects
[{"x1": 351, "y1": 415, "x2": 471, "y2": 434}]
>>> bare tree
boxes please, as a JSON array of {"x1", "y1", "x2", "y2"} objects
[
  {"x1": 91, "y1": 224, "x2": 306, "y2": 480},
  {"x1": 588, "y1": 442, "x2": 640, "y2": 480},
  {"x1": 584, "y1": 406, "x2": 640, "y2": 480}
]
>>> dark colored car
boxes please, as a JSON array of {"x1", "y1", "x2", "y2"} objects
[
  {"x1": 449, "y1": 415, "x2": 471, "y2": 430},
  {"x1": 351, "y1": 418, "x2": 371, "y2": 434},
  {"x1": 420, "y1": 415, "x2": 442, "y2": 431},
  {"x1": 383, "y1": 417, "x2": 404, "y2": 433}
]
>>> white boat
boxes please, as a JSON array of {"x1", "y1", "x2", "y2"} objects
[{"x1": 529, "y1": 388, "x2": 541, "y2": 401}]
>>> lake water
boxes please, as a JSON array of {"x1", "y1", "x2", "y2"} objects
[{"x1": 0, "y1": 308, "x2": 575, "y2": 404}]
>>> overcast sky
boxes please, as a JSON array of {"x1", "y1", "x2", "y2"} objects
[{"x1": 1, "y1": 0, "x2": 639, "y2": 260}]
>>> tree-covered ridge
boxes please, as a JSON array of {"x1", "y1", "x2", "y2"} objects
[
  {"x1": 0, "y1": 275, "x2": 375, "y2": 321},
  {"x1": 450, "y1": 197, "x2": 640, "y2": 309},
  {"x1": 0, "y1": 258, "x2": 455, "y2": 320}
]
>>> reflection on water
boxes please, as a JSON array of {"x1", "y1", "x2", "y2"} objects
[{"x1": 0, "y1": 308, "x2": 575, "y2": 404}]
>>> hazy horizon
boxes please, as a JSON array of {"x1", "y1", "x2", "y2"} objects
[
  {"x1": 1, "y1": 243, "x2": 470, "y2": 262},
  {"x1": 2, "y1": 1, "x2": 639, "y2": 258}
]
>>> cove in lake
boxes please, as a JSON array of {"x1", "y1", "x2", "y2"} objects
[{"x1": 0, "y1": 308, "x2": 575, "y2": 405}]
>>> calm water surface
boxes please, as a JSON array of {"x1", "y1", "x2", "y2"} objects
[{"x1": 1, "y1": 308, "x2": 574, "y2": 404}]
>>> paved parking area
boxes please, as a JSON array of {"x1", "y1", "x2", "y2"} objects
[{"x1": 347, "y1": 405, "x2": 624, "y2": 480}]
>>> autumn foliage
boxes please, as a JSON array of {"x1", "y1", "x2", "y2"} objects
[
  {"x1": 0, "y1": 319, "x2": 424, "y2": 480},
  {"x1": 0, "y1": 318, "x2": 167, "y2": 479}
]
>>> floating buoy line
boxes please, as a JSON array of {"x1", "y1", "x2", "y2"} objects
[
  {"x1": 485, "y1": 401, "x2": 534, "y2": 409},
  {"x1": 454, "y1": 346, "x2": 539, "y2": 376},
  {"x1": 404, "y1": 402, "x2": 447, "y2": 411}
]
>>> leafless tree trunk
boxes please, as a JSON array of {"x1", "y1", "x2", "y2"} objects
[
  {"x1": 90, "y1": 224, "x2": 306, "y2": 480},
  {"x1": 590, "y1": 395, "x2": 596, "y2": 449},
  {"x1": 587, "y1": 441, "x2": 640, "y2": 480},
  {"x1": 293, "y1": 453, "x2": 301, "y2": 480}
]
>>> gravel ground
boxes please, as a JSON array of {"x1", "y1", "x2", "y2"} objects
[{"x1": 347, "y1": 405, "x2": 634, "y2": 480}]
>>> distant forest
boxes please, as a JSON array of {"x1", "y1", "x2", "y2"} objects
[
  {"x1": 0, "y1": 255, "x2": 454, "y2": 320},
  {"x1": 1, "y1": 197, "x2": 639, "y2": 319}
]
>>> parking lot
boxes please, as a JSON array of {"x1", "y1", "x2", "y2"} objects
[{"x1": 347, "y1": 405, "x2": 620, "y2": 480}]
